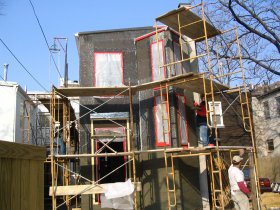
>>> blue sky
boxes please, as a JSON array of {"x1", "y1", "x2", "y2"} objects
[{"x1": 0, "y1": 0, "x2": 186, "y2": 91}]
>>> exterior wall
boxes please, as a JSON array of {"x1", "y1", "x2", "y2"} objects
[
  {"x1": 252, "y1": 90, "x2": 280, "y2": 157},
  {"x1": 0, "y1": 84, "x2": 17, "y2": 142},
  {"x1": 213, "y1": 93, "x2": 252, "y2": 146}
]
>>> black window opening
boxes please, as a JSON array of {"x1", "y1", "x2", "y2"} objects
[
  {"x1": 96, "y1": 142, "x2": 126, "y2": 184},
  {"x1": 263, "y1": 101, "x2": 270, "y2": 119},
  {"x1": 276, "y1": 97, "x2": 280, "y2": 117},
  {"x1": 267, "y1": 139, "x2": 274, "y2": 151}
]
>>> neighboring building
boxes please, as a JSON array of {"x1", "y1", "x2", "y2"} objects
[
  {"x1": 252, "y1": 81, "x2": 280, "y2": 157},
  {"x1": 0, "y1": 81, "x2": 36, "y2": 144}
]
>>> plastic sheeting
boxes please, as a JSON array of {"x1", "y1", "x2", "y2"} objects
[
  {"x1": 155, "y1": 95, "x2": 170, "y2": 145},
  {"x1": 94, "y1": 53, "x2": 123, "y2": 87},
  {"x1": 151, "y1": 41, "x2": 165, "y2": 81},
  {"x1": 177, "y1": 95, "x2": 188, "y2": 145},
  {"x1": 100, "y1": 179, "x2": 134, "y2": 209}
]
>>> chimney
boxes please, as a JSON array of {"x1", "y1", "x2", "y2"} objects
[{"x1": 3, "y1": 64, "x2": 9, "y2": 81}]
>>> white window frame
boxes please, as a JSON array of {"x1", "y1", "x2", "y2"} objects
[{"x1": 208, "y1": 101, "x2": 224, "y2": 128}]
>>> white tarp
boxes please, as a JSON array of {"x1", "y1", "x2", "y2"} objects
[{"x1": 100, "y1": 179, "x2": 134, "y2": 209}]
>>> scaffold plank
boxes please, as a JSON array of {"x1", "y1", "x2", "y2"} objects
[{"x1": 49, "y1": 182, "x2": 142, "y2": 196}]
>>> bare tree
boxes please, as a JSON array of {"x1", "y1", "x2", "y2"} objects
[{"x1": 190, "y1": 0, "x2": 280, "y2": 86}]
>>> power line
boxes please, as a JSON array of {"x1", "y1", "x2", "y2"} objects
[
  {"x1": 0, "y1": 38, "x2": 49, "y2": 92},
  {"x1": 28, "y1": 0, "x2": 63, "y2": 78}
]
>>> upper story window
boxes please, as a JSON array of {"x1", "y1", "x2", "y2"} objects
[
  {"x1": 150, "y1": 40, "x2": 166, "y2": 81},
  {"x1": 276, "y1": 97, "x2": 280, "y2": 117},
  {"x1": 263, "y1": 101, "x2": 270, "y2": 119},
  {"x1": 94, "y1": 52, "x2": 124, "y2": 87},
  {"x1": 267, "y1": 139, "x2": 274, "y2": 152}
]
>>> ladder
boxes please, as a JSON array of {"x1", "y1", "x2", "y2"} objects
[
  {"x1": 22, "y1": 100, "x2": 31, "y2": 144},
  {"x1": 209, "y1": 151, "x2": 232, "y2": 209},
  {"x1": 164, "y1": 151, "x2": 176, "y2": 209}
]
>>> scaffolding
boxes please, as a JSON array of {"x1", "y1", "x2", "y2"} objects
[{"x1": 47, "y1": 3, "x2": 261, "y2": 210}]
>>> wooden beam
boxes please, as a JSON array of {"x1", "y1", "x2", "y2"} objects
[{"x1": 49, "y1": 182, "x2": 142, "y2": 196}]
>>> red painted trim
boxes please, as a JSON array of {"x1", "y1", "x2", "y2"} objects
[
  {"x1": 93, "y1": 52, "x2": 124, "y2": 87},
  {"x1": 176, "y1": 94, "x2": 189, "y2": 146},
  {"x1": 154, "y1": 95, "x2": 171, "y2": 147},
  {"x1": 134, "y1": 27, "x2": 167, "y2": 42}
]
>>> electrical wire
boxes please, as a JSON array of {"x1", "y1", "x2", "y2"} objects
[
  {"x1": 28, "y1": 0, "x2": 63, "y2": 78},
  {"x1": 0, "y1": 38, "x2": 49, "y2": 92},
  {"x1": 0, "y1": 75, "x2": 5, "y2": 81}
]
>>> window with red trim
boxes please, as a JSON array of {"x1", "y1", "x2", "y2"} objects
[
  {"x1": 177, "y1": 94, "x2": 189, "y2": 146},
  {"x1": 94, "y1": 52, "x2": 124, "y2": 87},
  {"x1": 154, "y1": 95, "x2": 170, "y2": 146},
  {"x1": 150, "y1": 40, "x2": 166, "y2": 81}
]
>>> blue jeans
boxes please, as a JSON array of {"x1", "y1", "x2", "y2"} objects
[{"x1": 198, "y1": 124, "x2": 209, "y2": 146}]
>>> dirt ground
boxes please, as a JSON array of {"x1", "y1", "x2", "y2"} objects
[{"x1": 261, "y1": 192, "x2": 280, "y2": 209}]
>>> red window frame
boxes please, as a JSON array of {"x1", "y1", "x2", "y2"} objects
[
  {"x1": 93, "y1": 52, "x2": 124, "y2": 87},
  {"x1": 153, "y1": 95, "x2": 171, "y2": 147},
  {"x1": 176, "y1": 94, "x2": 189, "y2": 146}
]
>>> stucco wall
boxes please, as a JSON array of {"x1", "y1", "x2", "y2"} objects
[{"x1": 252, "y1": 91, "x2": 280, "y2": 157}]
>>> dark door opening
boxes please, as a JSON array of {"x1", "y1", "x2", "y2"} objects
[{"x1": 97, "y1": 141, "x2": 126, "y2": 184}]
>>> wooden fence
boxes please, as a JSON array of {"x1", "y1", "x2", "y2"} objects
[{"x1": 0, "y1": 140, "x2": 46, "y2": 210}]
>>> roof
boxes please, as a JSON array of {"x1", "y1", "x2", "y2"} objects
[
  {"x1": 54, "y1": 73, "x2": 229, "y2": 97},
  {"x1": 75, "y1": 26, "x2": 155, "y2": 36},
  {"x1": 156, "y1": 6, "x2": 221, "y2": 41}
]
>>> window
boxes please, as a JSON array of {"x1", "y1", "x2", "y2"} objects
[
  {"x1": 151, "y1": 40, "x2": 166, "y2": 81},
  {"x1": 263, "y1": 101, "x2": 270, "y2": 119},
  {"x1": 276, "y1": 97, "x2": 280, "y2": 116},
  {"x1": 154, "y1": 95, "x2": 170, "y2": 146},
  {"x1": 267, "y1": 139, "x2": 274, "y2": 151},
  {"x1": 177, "y1": 94, "x2": 189, "y2": 145},
  {"x1": 208, "y1": 101, "x2": 224, "y2": 128},
  {"x1": 94, "y1": 52, "x2": 124, "y2": 87}
]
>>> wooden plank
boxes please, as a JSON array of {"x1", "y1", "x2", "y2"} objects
[
  {"x1": 10, "y1": 159, "x2": 21, "y2": 210},
  {"x1": 55, "y1": 73, "x2": 229, "y2": 97},
  {"x1": 0, "y1": 140, "x2": 46, "y2": 160},
  {"x1": 20, "y1": 160, "x2": 30, "y2": 210},
  {"x1": 55, "y1": 86, "x2": 131, "y2": 97},
  {"x1": 29, "y1": 160, "x2": 40, "y2": 210},
  {"x1": 49, "y1": 182, "x2": 142, "y2": 196},
  {"x1": 0, "y1": 158, "x2": 12, "y2": 210},
  {"x1": 36, "y1": 160, "x2": 44, "y2": 210},
  {"x1": 156, "y1": 6, "x2": 221, "y2": 41}
]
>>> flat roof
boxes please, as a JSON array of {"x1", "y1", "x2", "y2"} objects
[
  {"x1": 156, "y1": 6, "x2": 221, "y2": 41},
  {"x1": 76, "y1": 26, "x2": 154, "y2": 36}
]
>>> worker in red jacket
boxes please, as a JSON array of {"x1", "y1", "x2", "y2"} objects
[
  {"x1": 194, "y1": 100, "x2": 209, "y2": 146},
  {"x1": 228, "y1": 155, "x2": 252, "y2": 210}
]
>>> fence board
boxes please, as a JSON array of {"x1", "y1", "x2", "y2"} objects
[{"x1": 0, "y1": 141, "x2": 46, "y2": 210}]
